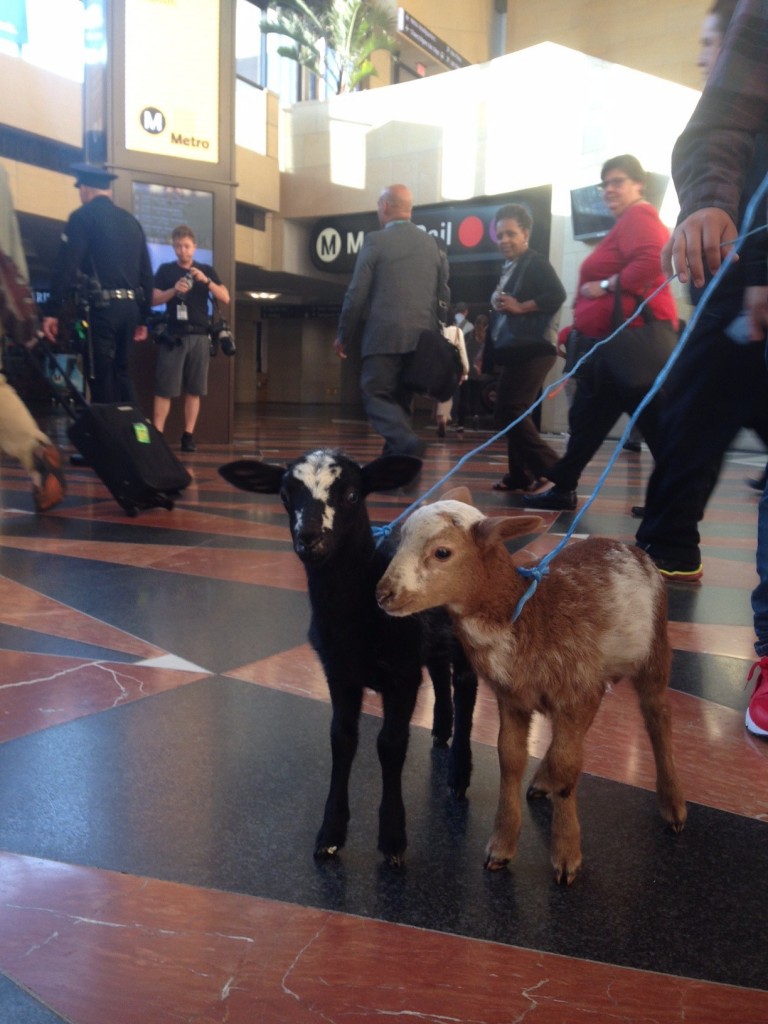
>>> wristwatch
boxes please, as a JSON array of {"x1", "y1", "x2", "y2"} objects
[{"x1": 600, "y1": 278, "x2": 611, "y2": 292}]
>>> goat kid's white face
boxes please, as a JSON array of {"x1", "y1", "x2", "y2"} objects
[
  {"x1": 377, "y1": 501, "x2": 484, "y2": 616},
  {"x1": 284, "y1": 452, "x2": 349, "y2": 559}
]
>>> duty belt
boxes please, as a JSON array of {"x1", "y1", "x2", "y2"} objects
[{"x1": 101, "y1": 289, "x2": 136, "y2": 301}]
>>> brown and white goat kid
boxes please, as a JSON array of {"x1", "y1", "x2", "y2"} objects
[{"x1": 376, "y1": 499, "x2": 687, "y2": 885}]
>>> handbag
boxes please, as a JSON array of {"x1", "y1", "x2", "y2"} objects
[
  {"x1": 401, "y1": 326, "x2": 464, "y2": 402},
  {"x1": 596, "y1": 285, "x2": 677, "y2": 394},
  {"x1": 491, "y1": 252, "x2": 554, "y2": 364}
]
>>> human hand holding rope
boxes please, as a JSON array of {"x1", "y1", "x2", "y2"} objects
[{"x1": 661, "y1": 206, "x2": 739, "y2": 286}]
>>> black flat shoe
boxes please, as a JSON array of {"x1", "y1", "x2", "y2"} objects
[{"x1": 523, "y1": 486, "x2": 577, "y2": 511}]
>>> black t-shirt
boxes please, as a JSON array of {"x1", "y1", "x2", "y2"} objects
[{"x1": 154, "y1": 260, "x2": 221, "y2": 329}]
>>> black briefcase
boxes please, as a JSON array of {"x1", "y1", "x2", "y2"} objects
[
  {"x1": 401, "y1": 328, "x2": 463, "y2": 402},
  {"x1": 68, "y1": 404, "x2": 191, "y2": 516}
]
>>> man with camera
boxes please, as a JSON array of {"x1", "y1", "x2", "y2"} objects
[
  {"x1": 42, "y1": 163, "x2": 154, "y2": 404},
  {"x1": 151, "y1": 225, "x2": 230, "y2": 453}
]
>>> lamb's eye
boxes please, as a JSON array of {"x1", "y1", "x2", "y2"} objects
[
  {"x1": 434, "y1": 547, "x2": 452, "y2": 561},
  {"x1": 346, "y1": 488, "x2": 359, "y2": 504}
]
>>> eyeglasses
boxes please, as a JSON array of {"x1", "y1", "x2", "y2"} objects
[{"x1": 600, "y1": 176, "x2": 629, "y2": 190}]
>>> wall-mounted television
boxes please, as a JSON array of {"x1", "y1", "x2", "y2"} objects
[
  {"x1": 131, "y1": 182, "x2": 214, "y2": 272},
  {"x1": 570, "y1": 172, "x2": 670, "y2": 242}
]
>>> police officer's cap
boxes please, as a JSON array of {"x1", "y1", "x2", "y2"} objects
[{"x1": 70, "y1": 163, "x2": 117, "y2": 188}]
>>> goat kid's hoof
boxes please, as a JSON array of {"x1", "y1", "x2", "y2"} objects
[
  {"x1": 484, "y1": 854, "x2": 511, "y2": 872},
  {"x1": 552, "y1": 858, "x2": 581, "y2": 886},
  {"x1": 384, "y1": 852, "x2": 405, "y2": 870},
  {"x1": 450, "y1": 785, "x2": 468, "y2": 800},
  {"x1": 314, "y1": 844, "x2": 341, "y2": 861}
]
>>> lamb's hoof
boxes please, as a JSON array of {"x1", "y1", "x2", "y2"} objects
[
  {"x1": 450, "y1": 785, "x2": 468, "y2": 801},
  {"x1": 313, "y1": 844, "x2": 340, "y2": 861},
  {"x1": 526, "y1": 782, "x2": 550, "y2": 800},
  {"x1": 483, "y1": 854, "x2": 510, "y2": 872},
  {"x1": 552, "y1": 859, "x2": 581, "y2": 886},
  {"x1": 432, "y1": 735, "x2": 450, "y2": 749},
  {"x1": 661, "y1": 798, "x2": 687, "y2": 833},
  {"x1": 384, "y1": 852, "x2": 405, "y2": 870}
]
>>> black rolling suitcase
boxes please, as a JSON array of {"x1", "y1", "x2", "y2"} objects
[
  {"x1": 68, "y1": 403, "x2": 192, "y2": 516},
  {"x1": 32, "y1": 337, "x2": 191, "y2": 516}
]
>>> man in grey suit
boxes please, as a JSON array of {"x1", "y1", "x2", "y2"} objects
[{"x1": 334, "y1": 184, "x2": 450, "y2": 456}]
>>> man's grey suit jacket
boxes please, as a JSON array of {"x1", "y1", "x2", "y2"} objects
[{"x1": 338, "y1": 220, "x2": 450, "y2": 357}]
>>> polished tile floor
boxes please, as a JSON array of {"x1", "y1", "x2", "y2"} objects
[{"x1": 0, "y1": 403, "x2": 766, "y2": 1023}]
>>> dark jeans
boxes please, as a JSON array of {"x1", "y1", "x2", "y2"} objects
[
  {"x1": 494, "y1": 354, "x2": 558, "y2": 488},
  {"x1": 636, "y1": 324, "x2": 768, "y2": 564},
  {"x1": 547, "y1": 356, "x2": 663, "y2": 492}
]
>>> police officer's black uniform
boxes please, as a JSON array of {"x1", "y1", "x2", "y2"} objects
[{"x1": 47, "y1": 165, "x2": 154, "y2": 404}]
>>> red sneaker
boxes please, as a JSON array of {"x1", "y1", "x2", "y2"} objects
[{"x1": 746, "y1": 657, "x2": 768, "y2": 737}]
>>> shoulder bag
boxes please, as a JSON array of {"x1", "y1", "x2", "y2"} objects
[
  {"x1": 401, "y1": 325, "x2": 464, "y2": 402},
  {"x1": 491, "y1": 252, "x2": 556, "y2": 363},
  {"x1": 597, "y1": 284, "x2": 677, "y2": 395}
]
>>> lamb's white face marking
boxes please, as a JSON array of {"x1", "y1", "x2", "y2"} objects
[
  {"x1": 393, "y1": 501, "x2": 484, "y2": 596},
  {"x1": 292, "y1": 451, "x2": 343, "y2": 533}
]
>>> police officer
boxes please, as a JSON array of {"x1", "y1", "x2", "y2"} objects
[{"x1": 42, "y1": 163, "x2": 154, "y2": 403}]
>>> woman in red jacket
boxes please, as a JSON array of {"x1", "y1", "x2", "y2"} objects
[{"x1": 526, "y1": 154, "x2": 678, "y2": 511}]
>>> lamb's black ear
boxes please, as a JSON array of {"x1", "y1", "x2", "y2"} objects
[
  {"x1": 219, "y1": 459, "x2": 286, "y2": 494},
  {"x1": 360, "y1": 455, "x2": 422, "y2": 495}
]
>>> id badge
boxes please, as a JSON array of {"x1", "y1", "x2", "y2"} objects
[{"x1": 177, "y1": 302, "x2": 188, "y2": 322}]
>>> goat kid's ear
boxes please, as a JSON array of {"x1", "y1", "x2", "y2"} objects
[
  {"x1": 438, "y1": 485, "x2": 473, "y2": 506},
  {"x1": 360, "y1": 455, "x2": 422, "y2": 495},
  {"x1": 218, "y1": 459, "x2": 286, "y2": 494},
  {"x1": 473, "y1": 513, "x2": 544, "y2": 546}
]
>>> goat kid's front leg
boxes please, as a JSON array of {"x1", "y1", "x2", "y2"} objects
[
  {"x1": 377, "y1": 683, "x2": 419, "y2": 868},
  {"x1": 315, "y1": 686, "x2": 363, "y2": 860},
  {"x1": 485, "y1": 698, "x2": 532, "y2": 871},
  {"x1": 533, "y1": 701, "x2": 599, "y2": 886},
  {"x1": 425, "y1": 655, "x2": 454, "y2": 747}
]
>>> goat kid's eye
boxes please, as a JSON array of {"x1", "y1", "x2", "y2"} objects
[
  {"x1": 346, "y1": 489, "x2": 359, "y2": 504},
  {"x1": 434, "y1": 547, "x2": 452, "y2": 561}
]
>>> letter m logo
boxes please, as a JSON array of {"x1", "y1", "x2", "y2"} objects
[{"x1": 140, "y1": 108, "x2": 166, "y2": 135}]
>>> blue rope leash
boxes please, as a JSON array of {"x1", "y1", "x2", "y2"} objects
[
  {"x1": 513, "y1": 185, "x2": 768, "y2": 619},
  {"x1": 371, "y1": 184, "x2": 768, "y2": 621}
]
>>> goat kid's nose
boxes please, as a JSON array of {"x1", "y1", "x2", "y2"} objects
[{"x1": 295, "y1": 529, "x2": 325, "y2": 556}]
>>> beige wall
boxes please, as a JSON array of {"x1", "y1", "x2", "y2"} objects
[
  {"x1": 395, "y1": 0, "x2": 497, "y2": 66},
  {"x1": 381, "y1": 1, "x2": 708, "y2": 89},
  {"x1": 505, "y1": 0, "x2": 707, "y2": 90}
]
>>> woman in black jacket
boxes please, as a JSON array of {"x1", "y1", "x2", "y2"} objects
[{"x1": 489, "y1": 204, "x2": 566, "y2": 491}]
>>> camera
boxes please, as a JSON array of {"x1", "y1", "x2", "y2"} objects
[
  {"x1": 147, "y1": 313, "x2": 178, "y2": 349},
  {"x1": 209, "y1": 319, "x2": 236, "y2": 357},
  {"x1": 181, "y1": 273, "x2": 195, "y2": 292}
]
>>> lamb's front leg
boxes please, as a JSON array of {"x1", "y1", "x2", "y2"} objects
[
  {"x1": 315, "y1": 685, "x2": 363, "y2": 859},
  {"x1": 540, "y1": 700, "x2": 600, "y2": 885},
  {"x1": 484, "y1": 697, "x2": 532, "y2": 870},
  {"x1": 377, "y1": 682, "x2": 419, "y2": 867}
]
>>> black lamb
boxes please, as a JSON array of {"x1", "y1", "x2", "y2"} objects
[{"x1": 219, "y1": 448, "x2": 477, "y2": 866}]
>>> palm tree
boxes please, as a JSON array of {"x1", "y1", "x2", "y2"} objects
[{"x1": 262, "y1": 0, "x2": 397, "y2": 95}]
